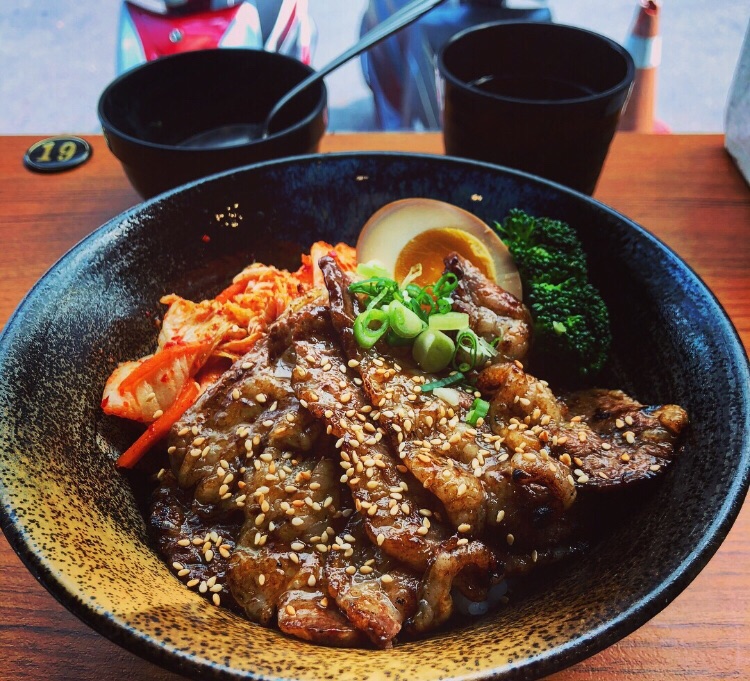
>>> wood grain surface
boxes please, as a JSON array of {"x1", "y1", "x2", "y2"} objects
[{"x1": 0, "y1": 133, "x2": 748, "y2": 681}]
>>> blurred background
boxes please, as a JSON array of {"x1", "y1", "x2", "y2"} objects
[{"x1": 1, "y1": 0, "x2": 748, "y2": 135}]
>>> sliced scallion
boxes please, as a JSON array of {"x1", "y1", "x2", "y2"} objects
[
  {"x1": 421, "y1": 372, "x2": 465, "y2": 392},
  {"x1": 465, "y1": 397, "x2": 490, "y2": 425},
  {"x1": 433, "y1": 272, "x2": 459, "y2": 298},
  {"x1": 388, "y1": 300, "x2": 427, "y2": 338},
  {"x1": 353, "y1": 308, "x2": 389, "y2": 349},
  {"x1": 453, "y1": 329, "x2": 479, "y2": 371},
  {"x1": 356, "y1": 260, "x2": 391, "y2": 280},
  {"x1": 412, "y1": 329, "x2": 455, "y2": 373},
  {"x1": 429, "y1": 311, "x2": 470, "y2": 331}
]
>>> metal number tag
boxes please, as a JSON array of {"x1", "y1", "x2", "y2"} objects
[{"x1": 24, "y1": 136, "x2": 92, "y2": 173}]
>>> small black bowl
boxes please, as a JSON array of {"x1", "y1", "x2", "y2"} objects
[
  {"x1": 98, "y1": 49, "x2": 327, "y2": 198},
  {"x1": 438, "y1": 22, "x2": 635, "y2": 195}
]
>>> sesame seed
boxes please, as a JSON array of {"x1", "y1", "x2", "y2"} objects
[
  {"x1": 496, "y1": 510, "x2": 505, "y2": 523},
  {"x1": 199, "y1": 581, "x2": 208, "y2": 593},
  {"x1": 255, "y1": 393, "x2": 267, "y2": 403},
  {"x1": 262, "y1": 419, "x2": 274, "y2": 428},
  {"x1": 457, "y1": 483, "x2": 467, "y2": 497},
  {"x1": 359, "y1": 565, "x2": 373, "y2": 575},
  {"x1": 291, "y1": 517, "x2": 304, "y2": 526},
  {"x1": 231, "y1": 389, "x2": 241, "y2": 400},
  {"x1": 286, "y1": 605, "x2": 296, "y2": 616},
  {"x1": 187, "y1": 579, "x2": 199, "y2": 588},
  {"x1": 381, "y1": 574, "x2": 393, "y2": 584},
  {"x1": 345, "y1": 566, "x2": 356, "y2": 575},
  {"x1": 506, "y1": 534, "x2": 515, "y2": 546},
  {"x1": 457, "y1": 538, "x2": 469, "y2": 546},
  {"x1": 457, "y1": 523, "x2": 471, "y2": 533},
  {"x1": 308, "y1": 575, "x2": 317, "y2": 587}
]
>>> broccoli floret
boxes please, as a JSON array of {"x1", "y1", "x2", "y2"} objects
[
  {"x1": 528, "y1": 279, "x2": 611, "y2": 376},
  {"x1": 494, "y1": 209, "x2": 611, "y2": 377},
  {"x1": 495, "y1": 208, "x2": 587, "y2": 284}
]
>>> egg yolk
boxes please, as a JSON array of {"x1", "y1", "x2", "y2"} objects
[{"x1": 394, "y1": 228, "x2": 495, "y2": 286}]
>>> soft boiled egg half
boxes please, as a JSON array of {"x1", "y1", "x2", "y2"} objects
[{"x1": 356, "y1": 198, "x2": 523, "y2": 300}]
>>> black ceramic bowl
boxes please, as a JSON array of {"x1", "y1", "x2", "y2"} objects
[
  {"x1": 0, "y1": 154, "x2": 748, "y2": 681},
  {"x1": 98, "y1": 49, "x2": 327, "y2": 199},
  {"x1": 438, "y1": 22, "x2": 635, "y2": 194}
]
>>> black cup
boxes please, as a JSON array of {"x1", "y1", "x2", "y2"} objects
[
  {"x1": 438, "y1": 21, "x2": 635, "y2": 194},
  {"x1": 98, "y1": 49, "x2": 327, "y2": 198}
]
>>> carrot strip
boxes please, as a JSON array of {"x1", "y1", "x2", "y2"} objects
[
  {"x1": 116, "y1": 380, "x2": 200, "y2": 469},
  {"x1": 215, "y1": 280, "x2": 247, "y2": 303},
  {"x1": 118, "y1": 340, "x2": 212, "y2": 396}
]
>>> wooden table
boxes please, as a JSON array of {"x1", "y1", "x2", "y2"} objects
[{"x1": 1, "y1": 133, "x2": 748, "y2": 680}]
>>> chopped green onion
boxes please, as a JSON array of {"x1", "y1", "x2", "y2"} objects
[
  {"x1": 366, "y1": 285, "x2": 392, "y2": 311},
  {"x1": 400, "y1": 263, "x2": 423, "y2": 289},
  {"x1": 453, "y1": 329, "x2": 479, "y2": 371},
  {"x1": 348, "y1": 277, "x2": 390, "y2": 296},
  {"x1": 429, "y1": 311, "x2": 470, "y2": 331},
  {"x1": 466, "y1": 397, "x2": 490, "y2": 425},
  {"x1": 353, "y1": 308, "x2": 389, "y2": 349},
  {"x1": 388, "y1": 300, "x2": 427, "y2": 338},
  {"x1": 421, "y1": 372, "x2": 465, "y2": 392},
  {"x1": 356, "y1": 260, "x2": 391, "y2": 280},
  {"x1": 453, "y1": 329, "x2": 498, "y2": 371},
  {"x1": 436, "y1": 297, "x2": 453, "y2": 314},
  {"x1": 412, "y1": 328, "x2": 455, "y2": 373},
  {"x1": 433, "y1": 272, "x2": 459, "y2": 298},
  {"x1": 477, "y1": 335, "x2": 498, "y2": 358}
]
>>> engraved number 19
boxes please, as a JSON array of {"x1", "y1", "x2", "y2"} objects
[{"x1": 37, "y1": 140, "x2": 77, "y2": 163}]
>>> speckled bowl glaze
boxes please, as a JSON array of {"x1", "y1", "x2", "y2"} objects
[{"x1": 1, "y1": 153, "x2": 748, "y2": 681}]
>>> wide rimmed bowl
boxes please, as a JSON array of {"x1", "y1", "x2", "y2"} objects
[{"x1": 0, "y1": 153, "x2": 748, "y2": 681}]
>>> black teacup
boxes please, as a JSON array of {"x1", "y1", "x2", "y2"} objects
[{"x1": 438, "y1": 21, "x2": 635, "y2": 194}]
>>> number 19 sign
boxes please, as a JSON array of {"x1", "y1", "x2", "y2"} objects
[{"x1": 24, "y1": 136, "x2": 92, "y2": 173}]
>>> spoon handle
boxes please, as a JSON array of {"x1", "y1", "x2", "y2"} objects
[{"x1": 263, "y1": 0, "x2": 447, "y2": 134}]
